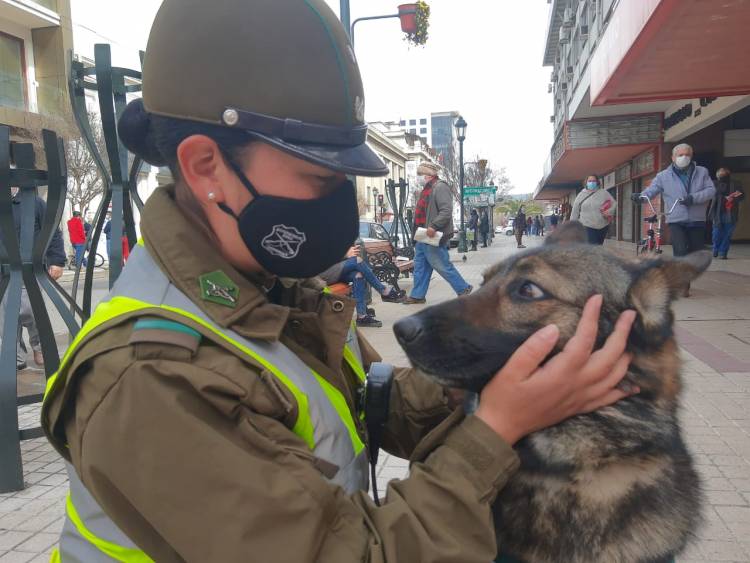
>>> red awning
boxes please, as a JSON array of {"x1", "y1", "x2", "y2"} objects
[
  {"x1": 545, "y1": 143, "x2": 656, "y2": 185},
  {"x1": 591, "y1": 0, "x2": 750, "y2": 106}
]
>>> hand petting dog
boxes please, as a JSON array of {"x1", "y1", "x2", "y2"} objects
[{"x1": 475, "y1": 295, "x2": 637, "y2": 445}]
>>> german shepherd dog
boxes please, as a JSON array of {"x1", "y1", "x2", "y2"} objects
[{"x1": 394, "y1": 222, "x2": 708, "y2": 563}]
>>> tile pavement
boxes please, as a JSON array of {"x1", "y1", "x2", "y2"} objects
[{"x1": 4, "y1": 234, "x2": 750, "y2": 562}]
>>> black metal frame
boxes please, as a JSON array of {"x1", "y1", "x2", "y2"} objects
[
  {"x1": 0, "y1": 127, "x2": 73, "y2": 493},
  {"x1": 384, "y1": 177, "x2": 415, "y2": 260},
  {"x1": 0, "y1": 43, "x2": 147, "y2": 492},
  {"x1": 68, "y1": 45, "x2": 145, "y2": 311}
]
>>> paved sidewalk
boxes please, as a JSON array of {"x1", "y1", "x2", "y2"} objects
[{"x1": 2, "y1": 235, "x2": 749, "y2": 562}]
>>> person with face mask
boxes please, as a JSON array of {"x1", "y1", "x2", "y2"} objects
[
  {"x1": 707, "y1": 167, "x2": 745, "y2": 259},
  {"x1": 40, "y1": 2, "x2": 637, "y2": 561},
  {"x1": 403, "y1": 161, "x2": 473, "y2": 304},
  {"x1": 570, "y1": 175, "x2": 617, "y2": 245},
  {"x1": 631, "y1": 144, "x2": 716, "y2": 294}
]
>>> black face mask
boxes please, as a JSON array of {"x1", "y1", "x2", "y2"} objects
[{"x1": 219, "y1": 159, "x2": 358, "y2": 278}]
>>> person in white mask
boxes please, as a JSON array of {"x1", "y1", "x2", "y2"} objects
[{"x1": 631, "y1": 143, "x2": 715, "y2": 296}]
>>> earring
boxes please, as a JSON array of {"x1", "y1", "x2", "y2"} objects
[{"x1": 207, "y1": 192, "x2": 216, "y2": 201}]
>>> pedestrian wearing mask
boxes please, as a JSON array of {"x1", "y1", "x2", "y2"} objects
[
  {"x1": 41, "y1": 2, "x2": 635, "y2": 561},
  {"x1": 403, "y1": 161, "x2": 472, "y2": 304},
  {"x1": 570, "y1": 175, "x2": 617, "y2": 245},
  {"x1": 708, "y1": 167, "x2": 744, "y2": 259},
  {"x1": 631, "y1": 143, "x2": 715, "y2": 296}
]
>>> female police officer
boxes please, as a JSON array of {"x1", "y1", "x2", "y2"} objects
[{"x1": 42, "y1": 0, "x2": 635, "y2": 561}]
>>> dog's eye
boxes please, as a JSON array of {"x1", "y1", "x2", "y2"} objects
[{"x1": 518, "y1": 281, "x2": 546, "y2": 300}]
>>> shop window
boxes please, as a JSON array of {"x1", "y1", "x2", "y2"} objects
[{"x1": 0, "y1": 33, "x2": 26, "y2": 110}]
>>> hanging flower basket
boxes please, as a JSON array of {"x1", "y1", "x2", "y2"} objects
[{"x1": 399, "y1": 1, "x2": 430, "y2": 47}]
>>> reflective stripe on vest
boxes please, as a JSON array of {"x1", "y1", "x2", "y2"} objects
[{"x1": 44, "y1": 245, "x2": 369, "y2": 562}]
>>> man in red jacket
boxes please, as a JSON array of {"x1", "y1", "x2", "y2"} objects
[{"x1": 66, "y1": 211, "x2": 87, "y2": 267}]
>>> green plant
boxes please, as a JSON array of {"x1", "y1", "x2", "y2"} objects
[{"x1": 405, "y1": 1, "x2": 430, "y2": 47}]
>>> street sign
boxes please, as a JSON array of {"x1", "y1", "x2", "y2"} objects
[
  {"x1": 463, "y1": 186, "x2": 497, "y2": 197},
  {"x1": 463, "y1": 186, "x2": 497, "y2": 206}
]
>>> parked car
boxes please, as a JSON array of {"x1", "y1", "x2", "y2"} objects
[
  {"x1": 359, "y1": 221, "x2": 390, "y2": 243},
  {"x1": 382, "y1": 220, "x2": 411, "y2": 249},
  {"x1": 504, "y1": 219, "x2": 515, "y2": 236}
]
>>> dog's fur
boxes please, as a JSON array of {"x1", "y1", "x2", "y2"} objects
[{"x1": 394, "y1": 222, "x2": 707, "y2": 563}]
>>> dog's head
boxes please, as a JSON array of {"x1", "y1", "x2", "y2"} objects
[{"x1": 394, "y1": 222, "x2": 711, "y2": 398}]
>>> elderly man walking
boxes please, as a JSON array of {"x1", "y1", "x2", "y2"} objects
[
  {"x1": 632, "y1": 143, "x2": 715, "y2": 296},
  {"x1": 403, "y1": 162, "x2": 472, "y2": 304}
]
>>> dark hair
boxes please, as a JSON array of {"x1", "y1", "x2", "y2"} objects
[
  {"x1": 118, "y1": 99, "x2": 254, "y2": 172},
  {"x1": 118, "y1": 99, "x2": 256, "y2": 243}
]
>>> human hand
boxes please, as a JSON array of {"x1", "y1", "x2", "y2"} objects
[
  {"x1": 729, "y1": 191, "x2": 742, "y2": 199},
  {"x1": 426, "y1": 227, "x2": 437, "y2": 238},
  {"x1": 475, "y1": 295, "x2": 637, "y2": 445},
  {"x1": 48, "y1": 266, "x2": 64, "y2": 280},
  {"x1": 681, "y1": 195, "x2": 694, "y2": 206},
  {"x1": 346, "y1": 245, "x2": 360, "y2": 258}
]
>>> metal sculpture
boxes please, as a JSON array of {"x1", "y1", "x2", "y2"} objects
[
  {"x1": 68, "y1": 44, "x2": 146, "y2": 312},
  {"x1": 0, "y1": 43, "x2": 146, "y2": 492},
  {"x1": 0, "y1": 128, "x2": 72, "y2": 493},
  {"x1": 385, "y1": 177, "x2": 414, "y2": 259}
]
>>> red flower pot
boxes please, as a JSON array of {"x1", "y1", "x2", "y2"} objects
[{"x1": 398, "y1": 3, "x2": 418, "y2": 34}]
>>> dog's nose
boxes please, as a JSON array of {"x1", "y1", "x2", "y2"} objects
[{"x1": 393, "y1": 316, "x2": 424, "y2": 344}]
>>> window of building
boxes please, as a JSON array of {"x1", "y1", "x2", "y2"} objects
[
  {"x1": 419, "y1": 118, "x2": 427, "y2": 125},
  {"x1": 399, "y1": 120, "x2": 405, "y2": 126},
  {"x1": 420, "y1": 128, "x2": 427, "y2": 135},
  {"x1": 409, "y1": 128, "x2": 417, "y2": 134},
  {"x1": 409, "y1": 119, "x2": 416, "y2": 125},
  {"x1": 0, "y1": 32, "x2": 26, "y2": 110}
]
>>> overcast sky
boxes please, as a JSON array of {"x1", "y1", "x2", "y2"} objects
[{"x1": 71, "y1": 0, "x2": 554, "y2": 194}]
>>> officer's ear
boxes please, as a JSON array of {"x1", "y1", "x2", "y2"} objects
[{"x1": 176, "y1": 135, "x2": 231, "y2": 205}]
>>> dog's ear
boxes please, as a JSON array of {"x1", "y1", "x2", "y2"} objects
[
  {"x1": 544, "y1": 221, "x2": 587, "y2": 246},
  {"x1": 627, "y1": 251, "x2": 712, "y2": 336}
]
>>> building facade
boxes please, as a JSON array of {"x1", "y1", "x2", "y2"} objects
[
  {"x1": 430, "y1": 110, "x2": 459, "y2": 163},
  {"x1": 358, "y1": 124, "x2": 408, "y2": 221},
  {"x1": 0, "y1": 0, "x2": 72, "y2": 146},
  {"x1": 397, "y1": 116, "x2": 431, "y2": 143},
  {"x1": 536, "y1": 0, "x2": 750, "y2": 244}
]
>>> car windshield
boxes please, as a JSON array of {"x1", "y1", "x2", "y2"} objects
[{"x1": 359, "y1": 223, "x2": 371, "y2": 238}]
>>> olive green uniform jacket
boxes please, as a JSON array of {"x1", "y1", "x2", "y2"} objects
[{"x1": 43, "y1": 186, "x2": 519, "y2": 562}]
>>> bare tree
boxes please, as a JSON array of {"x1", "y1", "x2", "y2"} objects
[
  {"x1": 440, "y1": 148, "x2": 514, "y2": 200},
  {"x1": 65, "y1": 111, "x2": 107, "y2": 216}
]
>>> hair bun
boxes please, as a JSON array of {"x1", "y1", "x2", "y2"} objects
[{"x1": 117, "y1": 99, "x2": 167, "y2": 166}]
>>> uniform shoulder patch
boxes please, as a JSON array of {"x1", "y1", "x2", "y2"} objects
[{"x1": 129, "y1": 317, "x2": 203, "y2": 354}]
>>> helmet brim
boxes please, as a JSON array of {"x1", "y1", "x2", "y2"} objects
[{"x1": 248, "y1": 131, "x2": 389, "y2": 177}]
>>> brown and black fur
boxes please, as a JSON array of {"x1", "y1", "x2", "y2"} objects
[{"x1": 394, "y1": 222, "x2": 708, "y2": 563}]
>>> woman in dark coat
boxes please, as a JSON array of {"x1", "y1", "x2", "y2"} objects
[
  {"x1": 708, "y1": 167, "x2": 745, "y2": 259},
  {"x1": 468, "y1": 208, "x2": 479, "y2": 251},
  {"x1": 479, "y1": 210, "x2": 490, "y2": 247},
  {"x1": 515, "y1": 206, "x2": 527, "y2": 249}
]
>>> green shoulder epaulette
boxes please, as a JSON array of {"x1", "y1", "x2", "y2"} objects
[{"x1": 129, "y1": 317, "x2": 203, "y2": 354}]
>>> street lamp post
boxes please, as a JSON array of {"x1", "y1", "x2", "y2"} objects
[
  {"x1": 372, "y1": 187, "x2": 379, "y2": 222},
  {"x1": 340, "y1": 0, "x2": 352, "y2": 38},
  {"x1": 455, "y1": 116, "x2": 468, "y2": 254}
]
